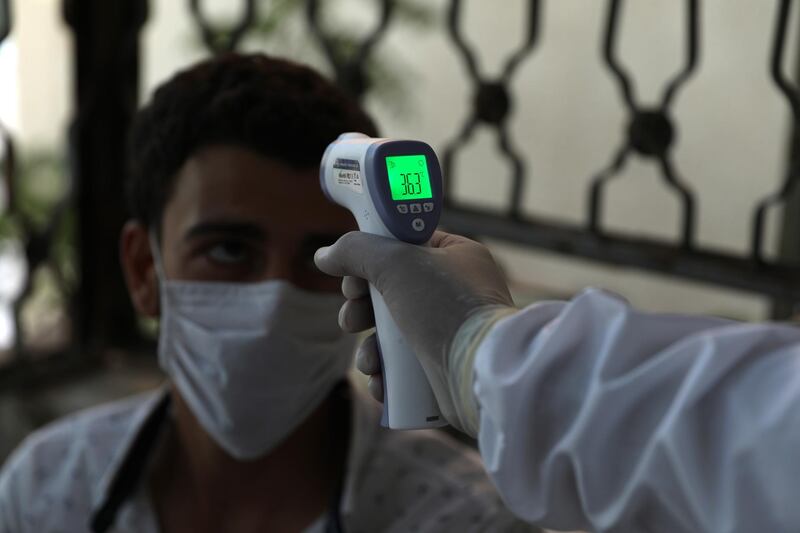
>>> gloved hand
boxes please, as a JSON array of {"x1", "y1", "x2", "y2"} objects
[{"x1": 314, "y1": 230, "x2": 516, "y2": 434}]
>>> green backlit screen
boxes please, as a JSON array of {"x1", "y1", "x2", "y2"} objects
[{"x1": 386, "y1": 155, "x2": 433, "y2": 200}]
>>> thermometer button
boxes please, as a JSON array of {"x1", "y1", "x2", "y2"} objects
[
  {"x1": 412, "y1": 218, "x2": 426, "y2": 232},
  {"x1": 423, "y1": 202, "x2": 434, "y2": 213},
  {"x1": 397, "y1": 205, "x2": 409, "y2": 214},
  {"x1": 410, "y1": 203, "x2": 423, "y2": 214}
]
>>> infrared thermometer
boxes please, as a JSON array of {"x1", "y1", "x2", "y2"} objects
[{"x1": 320, "y1": 133, "x2": 446, "y2": 429}]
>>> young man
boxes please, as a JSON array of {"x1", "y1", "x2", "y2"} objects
[{"x1": 0, "y1": 54, "x2": 535, "y2": 533}]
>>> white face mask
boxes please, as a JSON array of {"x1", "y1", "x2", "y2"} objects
[{"x1": 151, "y1": 237, "x2": 355, "y2": 460}]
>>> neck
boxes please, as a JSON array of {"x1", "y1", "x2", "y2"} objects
[
  {"x1": 176, "y1": 386, "x2": 338, "y2": 483},
  {"x1": 150, "y1": 383, "x2": 350, "y2": 532}
]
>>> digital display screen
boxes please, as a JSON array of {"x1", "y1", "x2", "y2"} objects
[{"x1": 386, "y1": 155, "x2": 433, "y2": 201}]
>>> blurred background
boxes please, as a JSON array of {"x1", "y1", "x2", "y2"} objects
[{"x1": 2, "y1": 0, "x2": 800, "y2": 461}]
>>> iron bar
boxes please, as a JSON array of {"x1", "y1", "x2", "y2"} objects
[
  {"x1": 589, "y1": 0, "x2": 699, "y2": 249},
  {"x1": 770, "y1": 0, "x2": 800, "y2": 318},
  {"x1": 0, "y1": 0, "x2": 10, "y2": 43},
  {"x1": 659, "y1": 154, "x2": 696, "y2": 248},
  {"x1": 305, "y1": 0, "x2": 394, "y2": 100},
  {"x1": 501, "y1": 0, "x2": 541, "y2": 80},
  {"x1": 446, "y1": 0, "x2": 480, "y2": 80},
  {"x1": 442, "y1": 0, "x2": 541, "y2": 220},
  {"x1": 188, "y1": 0, "x2": 257, "y2": 55},
  {"x1": 497, "y1": 123, "x2": 525, "y2": 217},
  {"x1": 442, "y1": 115, "x2": 477, "y2": 199},
  {"x1": 588, "y1": 145, "x2": 630, "y2": 234},
  {"x1": 752, "y1": 0, "x2": 800, "y2": 265},
  {"x1": 661, "y1": 0, "x2": 699, "y2": 109},
  {"x1": 64, "y1": 0, "x2": 148, "y2": 355},
  {"x1": 444, "y1": 205, "x2": 800, "y2": 302},
  {"x1": 603, "y1": 0, "x2": 636, "y2": 111}
]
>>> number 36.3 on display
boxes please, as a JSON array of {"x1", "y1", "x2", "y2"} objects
[{"x1": 400, "y1": 172, "x2": 423, "y2": 196}]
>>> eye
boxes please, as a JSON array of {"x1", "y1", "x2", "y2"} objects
[
  {"x1": 207, "y1": 241, "x2": 250, "y2": 265},
  {"x1": 297, "y1": 234, "x2": 338, "y2": 272}
]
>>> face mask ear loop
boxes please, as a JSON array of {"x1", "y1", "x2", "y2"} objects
[
  {"x1": 148, "y1": 230, "x2": 169, "y2": 340},
  {"x1": 148, "y1": 230, "x2": 168, "y2": 282},
  {"x1": 148, "y1": 229, "x2": 170, "y2": 320}
]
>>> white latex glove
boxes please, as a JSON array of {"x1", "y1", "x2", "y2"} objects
[{"x1": 314, "y1": 230, "x2": 516, "y2": 433}]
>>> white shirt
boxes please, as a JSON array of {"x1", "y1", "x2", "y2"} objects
[
  {"x1": 0, "y1": 381, "x2": 536, "y2": 533},
  {"x1": 473, "y1": 288, "x2": 800, "y2": 533}
]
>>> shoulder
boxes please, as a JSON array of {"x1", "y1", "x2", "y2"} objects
[
  {"x1": 394, "y1": 428, "x2": 531, "y2": 527},
  {"x1": 0, "y1": 391, "x2": 161, "y2": 533},
  {"x1": 377, "y1": 426, "x2": 493, "y2": 491},
  {"x1": 355, "y1": 419, "x2": 538, "y2": 532},
  {"x1": 2, "y1": 391, "x2": 157, "y2": 482}
]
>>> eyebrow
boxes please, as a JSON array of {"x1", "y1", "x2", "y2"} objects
[{"x1": 183, "y1": 220, "x2": 267, "y2": 242}]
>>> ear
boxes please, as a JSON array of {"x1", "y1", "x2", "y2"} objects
[{"x1": 120, "y1": 220, "x2": 160, "y2": 318}]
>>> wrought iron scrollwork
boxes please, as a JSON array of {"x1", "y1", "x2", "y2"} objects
[
  {"x1": 305, "y1": 0, "x2": 394, "y2": 100},
  {"x1": 8, "y1": 0, "x2": 800, "y2": 373},
  {"x1": 442, "y1": 0, "x2": 540, "y2": 219},
  {"x1": 189, "y1": 0, "x2": 257, "y2": 54},
  {"x1": 752, "y1": 0, "x2": 800, "y2": 264},
  {"x1": 588, "y1": 0, "x2": 699, "y2": 249}
]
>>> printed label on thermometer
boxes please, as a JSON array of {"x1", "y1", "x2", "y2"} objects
[{"x1": 333, "y1": 158, "x2": 363, "y2": 193}]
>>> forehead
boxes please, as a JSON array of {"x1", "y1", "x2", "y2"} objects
[{"x1": 163, "y1": 145, "x2": 355, "y2": 238}]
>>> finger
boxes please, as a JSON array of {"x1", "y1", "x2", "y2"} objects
[
  {"x1": 367, "y1": 375, "x2": 385, "y2": 403},
  {"x1": 338, "y1": 298, "x2": 375, "y2": 333},
  {"x1": 315, "y1": 231, "x2": 406, "y2": 284},
  {"x1": 342, "y1": 275, "x2": 370, "y2": 300},
  {"x1": 355, "y1": 334, "x2": 380, "y2": 375},
  {"x1": 429, "y1": 230, "x2": 470, "y2": 248}
]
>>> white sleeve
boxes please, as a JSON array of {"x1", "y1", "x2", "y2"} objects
[{"x1": 473, "y1": 288, "x2": 800, "y2": 533}]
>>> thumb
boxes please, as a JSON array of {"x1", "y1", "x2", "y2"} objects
[{"x1": 314, "y1": 231, "x2": 407, "y2": 286}]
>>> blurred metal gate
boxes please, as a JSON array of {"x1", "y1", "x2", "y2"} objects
[{"x1": 2, "y1": 0, "x2": 800, "y2": 384}]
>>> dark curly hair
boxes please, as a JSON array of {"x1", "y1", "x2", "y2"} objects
[{"x1": 127, "y1": 53, "x2": 378, "y2": 231}]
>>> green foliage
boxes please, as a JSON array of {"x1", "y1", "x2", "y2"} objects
[
  {"x1": 0, "y1": 149, "x2": 75, "y2": 292},
  {"x1": 12, "y1": 152, "x2": 67, "y2": 231},
  {"x1": 250, "y1": 0, "x2": 438, "y2": 38}
]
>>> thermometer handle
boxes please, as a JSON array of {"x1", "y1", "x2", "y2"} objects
[{"x1": 369, "y1": 284, "x2": 446, "y2": 429}]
